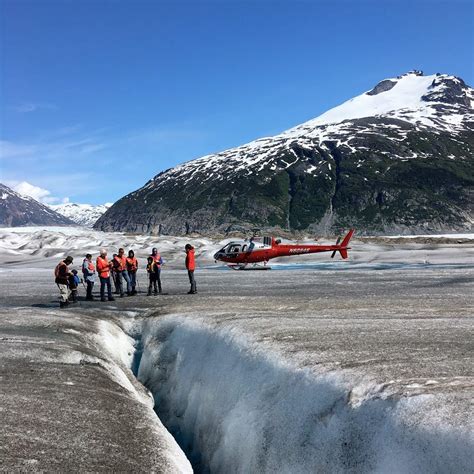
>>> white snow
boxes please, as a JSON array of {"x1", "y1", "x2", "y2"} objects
[
  {"x1": 50, "y1": 202, "x2": 112, "y2": 227},
  {"x1": 305, "y1": 73, "x2": 437, "y2": 126}
]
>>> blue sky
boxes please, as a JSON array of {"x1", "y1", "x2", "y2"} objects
[{"x1": 1, "y1": 0, "x2": 473, "y2": 205}]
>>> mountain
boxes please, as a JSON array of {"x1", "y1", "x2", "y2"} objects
[
  {"x1": 95, "y1": 71, "x2": 474, "y2": 236},
  {"x1": 0, "y1": 183, "x2": 75, "y2": 227},
  {"x1": 50, "y1": 202, "x2": 112, "y2": 227}
]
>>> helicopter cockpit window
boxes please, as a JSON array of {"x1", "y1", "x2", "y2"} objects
[{"x1": 242, "y1": 245, "x2": 247, "y2": 252}]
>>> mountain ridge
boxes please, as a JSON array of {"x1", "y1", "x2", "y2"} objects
[
  {"x1": 50, "y1": 202, "x2": 112, "y2": 227},
  {"x1": 95, "y1": 71, "x2": 474, "y2": 236},
  {"x1": 0, "y1": 183, "x2": 75, "y2": 227}
]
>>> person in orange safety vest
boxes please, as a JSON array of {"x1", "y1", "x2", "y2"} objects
[
  {"x1": 126, "y1": 249, "x2": 138, "y2": 295},
  {"x1": 148, "y1": 247, "x2": 163, "y2": 295},
  {"x1": 113, "y1": 248, "x2": 131, "y2": 297},
  {"x1": 96, "y1": 249, "x2": 115, "y2": 302}
]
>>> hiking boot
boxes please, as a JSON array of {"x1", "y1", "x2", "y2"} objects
[
  {"x1": 101, "y1": 297, "x2": 107, "y2": 302},
  {"x1": 108, "y1": 297, "x2": 115, "y2": 301},
  {"x1": 147, "y1": 291, "x2": 152, "y2": 296}
]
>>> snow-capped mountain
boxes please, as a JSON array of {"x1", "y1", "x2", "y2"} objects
[
  {"x1": 50, "y1": 202, "x2": 112, "y2": 227},
  {"x1": 96, "y1": 71, "x2": 474, "y2": 235},
  {"x1": 0, "y1": 183, "x2": 75, "y2": 227}
]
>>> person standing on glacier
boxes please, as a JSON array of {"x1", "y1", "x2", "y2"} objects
[
  {"x1": 185, "y1": 244, "x2": 197, "y2": 294},
  {"x1": 113, "y1": 248, "x2": 131, "y2": 297},
  {"x1": 149, "y1": 247, "x2": 163, "y2": 294},
  {"x1": 126, "y1": 249, "x2": 138, "y2": 295},
  {"x1": 55, "y1": 256, "x2": 74, "y2": 308},
  {"x1": 97, "y1": 249, "x2": 115, "y2": 302},
  {"x1": 82, "y1": 253, "x2": 96, "y2": 300}
]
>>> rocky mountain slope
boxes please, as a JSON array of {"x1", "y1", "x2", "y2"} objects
[
  {"x1": 95, "y1": 71, "x2": 474, "y2": 236},
  {"x1": 50, "y1": 202, "x2": 112, "y2": 227},
  {"x1": 0, "y1": 183, "x2": 75, "y2": 227}
]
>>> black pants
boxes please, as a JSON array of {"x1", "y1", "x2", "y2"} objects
[
  {"x1": 148, "y1": 270, "x2": 162, "y2": 294},
  {"x1": 86, "y1": 280, "x2": 94, "y2": 299},
  {"x1": 188, "y1": 270, "x2": 196, "y2": 293}
]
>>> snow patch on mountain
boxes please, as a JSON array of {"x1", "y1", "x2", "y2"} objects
[
  {"x1": 138, "y1": 71, "x2": 473, "y2": 193},
  {"x1": 50, "y1": 202, "x2": 112, "y2": 227}
]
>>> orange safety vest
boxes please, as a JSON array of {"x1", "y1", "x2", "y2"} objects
[
  {"x1": 151, "y1": 253, "x2": 162, "y2": 268},
  {"x1": 97, "y1": 256, "x2": 110, "y2": 278},
  {"x1": 126, "y1": 257, "x2": 138, "y2": 272},
  {"x1": 113, "y1": 255, "x2": 127, "y2": 272}
]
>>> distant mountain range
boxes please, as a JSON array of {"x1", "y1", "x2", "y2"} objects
[
  {"x1": 50, "y1": 202, "x2": 112, "y2": 227},
  {"x1": 95, "y1": 71, "x2": 474, "y2": 236},
  {"x1": 0, "y1": 183, "x2": 74, "y2": 227}
]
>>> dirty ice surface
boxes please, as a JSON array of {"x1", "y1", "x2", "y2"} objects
[{"x1": 0, "y1": 226, "x2": 473, "y2": 473}]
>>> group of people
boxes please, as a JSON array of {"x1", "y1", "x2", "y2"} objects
[{"x1": 54, "y1": 244, "x2": 196, "y2": 308}]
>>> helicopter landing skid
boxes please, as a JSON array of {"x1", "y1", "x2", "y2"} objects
[{"x1": 228, "y1": 263, "x2": 271, "y2": 271}]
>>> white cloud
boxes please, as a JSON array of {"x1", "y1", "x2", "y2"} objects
[
  {"x1": 8, "y1": 181, "x2": 69, "y2": 205},
  {"x1": 9, "y1": 102, "x2": 58, "y2": 113},
  {"x1": 0, "y1": 140, "x2": 38, "y2": 159}
]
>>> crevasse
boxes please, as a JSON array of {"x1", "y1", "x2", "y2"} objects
[{"x1": 133, "y1": 315, "x2": 473, "y2": 474}]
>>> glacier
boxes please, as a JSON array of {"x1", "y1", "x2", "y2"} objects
[{"x1": 0, "y1": 226, "x2": 472, "y2": 472}]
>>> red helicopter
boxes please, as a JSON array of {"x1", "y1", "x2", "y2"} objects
[{"x1": 213, "y1": 229, "x2": 355, "y2": 270}]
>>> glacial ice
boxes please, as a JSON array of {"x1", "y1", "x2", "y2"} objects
[{"x1": 136, "y1": 316, "x2": 474, "y2": 473}]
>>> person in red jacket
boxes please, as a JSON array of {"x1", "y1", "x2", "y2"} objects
[
  {"x1": 185, "y1": 244, "x2": 197, "y2": 294},
  {"x1": 97, "y1": 249, "x2": 115, "y2": 302}
]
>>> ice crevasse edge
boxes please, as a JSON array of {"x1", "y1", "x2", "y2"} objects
[{"x1": 135, "y1": 316, "x2": 473, "y2": 473}]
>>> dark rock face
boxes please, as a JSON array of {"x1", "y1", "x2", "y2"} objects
[
  {"x1": 95, "y1": 72, "x2": 474, "y2": 236},
  {"x1": 0, "y1": 184, "x2": 75, "y2": 227},
  {"x1": 367, "y1": 80, "x2": 397, "y2": 96}
]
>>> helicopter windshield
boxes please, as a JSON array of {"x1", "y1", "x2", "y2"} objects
[{"x1": 219, "y1": 243, "x2": 244, "y2": 254}]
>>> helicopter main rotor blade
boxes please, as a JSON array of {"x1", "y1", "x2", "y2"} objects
[{"x1": 331, "y1": 236, "x2": 342, "y2": 258}]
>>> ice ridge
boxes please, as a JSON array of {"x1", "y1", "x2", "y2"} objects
[{"x1": 136, "y1": 316, "x2": 473, "y2": 473}]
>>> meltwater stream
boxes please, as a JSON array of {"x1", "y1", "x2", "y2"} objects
[{"x1": 129, "y1": 315, "x2": 473, "y2": 474}]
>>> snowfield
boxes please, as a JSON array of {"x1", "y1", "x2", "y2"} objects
[
  {"x1": 49, "y1": 202, "x2": 112, "y2": 227},
  {"x1": 0, "y1": 227, "x2": 473, "y2": 472}
]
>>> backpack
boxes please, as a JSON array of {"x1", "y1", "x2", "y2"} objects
[{"x1": 54, "y1": 262, "x2": 64, "y2": 279}]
